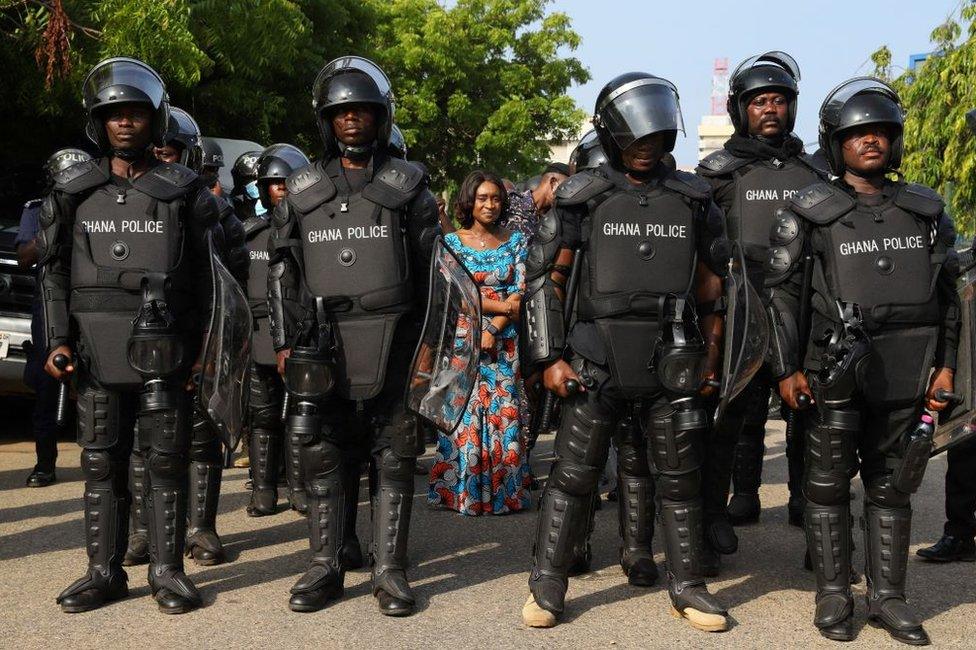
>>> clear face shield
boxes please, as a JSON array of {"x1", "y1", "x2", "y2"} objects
[{"x1": 596, "y1": 78, "x2": 684, "y2": 152}]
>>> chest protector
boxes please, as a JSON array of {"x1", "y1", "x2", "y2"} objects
[
  {"x1": 285, "y1": 158, "x2": 426, "y2": 399},
  {"x1": 730, "y1": 158, "x2": 821, "y2": 263},
  {"x1": 66, "y1": 164, "x2": 196, "y2": 388},
  {"x1": 792, "y1": 181, "x2": 946, "y2": 405},
  {"x1": 244, "y1": 217, "x2": 276, "y2": 365}
]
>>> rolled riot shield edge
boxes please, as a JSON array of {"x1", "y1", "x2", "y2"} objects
[
  {"x1": 197, "y1": 232, "x2": 252, "y2": 450},
  {"x1": 933, "y1": 259, "x2": 976, "y2": 455},
  {"x1": 714, "y1": 241, "x2": 770, "y2": 426},
  {"x1": 405, "y1": 236, "x2": 483, "y2": 435}
]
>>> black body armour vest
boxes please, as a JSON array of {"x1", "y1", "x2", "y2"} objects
[
  {"x1": 66, "y1": 164, "x2": 198, "y2": 388},
  {"x1": 285, "y1": 158, "x2": 425, "y2": 400},
  {"x1": 244, "y1": 216, "x2": 275, "y2": 366},
  {"x1": 792, "y1": 181, "x2": 947, "y2": 404},
  {"x1": 558, "y1": 168, "x2": 708, "y2": 396}
]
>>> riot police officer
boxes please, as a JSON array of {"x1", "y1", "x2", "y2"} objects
[
  {"x1": 267, "y1": 56, "x2": 438, "y2": 616},
  {"x1": 245, "y1": 143, "x2": 310, "y2": 517},
  {"x1": 42, "y1": 58, "x2": 221, "y2": 614},
  {"x1": 696, "y1": 53, "x2": 825, "y2": 560},
  {"x1": 767, "y1": 77, "x2": 959, "y2": 644},
  {"x1": 231, "y1": 150, "x2": 264, "y2": 223},
  {"x1": 521, "y1": 72, "x2": 732, "y2": 632}
]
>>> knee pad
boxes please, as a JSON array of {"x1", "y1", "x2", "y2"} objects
[
  {"x1": 554, "y1": 395, "x2": 615, "y2": 467},
  {"x1": 864, "y1": 474, "x2": 911, "y2": 509},
  {"x1": 657, "y1": 470, "x2": 700, "y2": 502},
  {"x1": 377, "y1": 447, "x2": 414, "y2": 484},
  {"x1": 250, "y1": 402, "x2": 282, "y2": 430},
  {"x1": 81, "y1": 448, "x2": 112, "y2": 481},
  {"x1": 300, "y1": 438, "x2": 342, "y2": 484},
  {"x1": 648, "y1": 408, "x2": 703, "y2": 474},
  {"x1": 147, "y1": 450, "x2": 186, "y2": 482},
  {"x1": 141, "y1": 405, "x2": 190, "y2": 456},
  {"x1": 806, "y1": 409, "x2": 859, "y2": 474},
  {"x1": 547, "y1": 461, "x2": 602, "y2": 497},
  {"x1": 389, "y1": 414, "x2": 423, "y2": 458},
  {"x1": 76, "y1": 384, "x2": 122, "y2": 449},
  {"x1": 804, "y1": 469, "x2": 850, "y2": 505},
  {"x1": 615, "y1": 436, "x2": 651, "y2": 477},
  {"x1": 305, "y1": 476, "x2": 342, "y2": 499}
]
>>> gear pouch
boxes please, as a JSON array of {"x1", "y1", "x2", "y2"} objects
[
  {"x1": 333, "y1": 313, "x2": 402, "y2": 400},
  {"x1": 858, "y1": 326, "x2": 937, "y2": 406},
  {"x1": 75, "y1": 312, "x2": 143, "y2": 390},
  {"x1": 595, "y1": 318, "x2": 660, "y2": 398}
]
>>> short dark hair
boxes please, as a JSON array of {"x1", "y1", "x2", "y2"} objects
[
  {"x1": 454, "y1": 170, "x2": 508, "y2": 228},
  {"x1": 544, "y1": 162, "x2": 570, "y2": 177}
]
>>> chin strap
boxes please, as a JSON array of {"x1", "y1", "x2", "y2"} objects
[{"x1": 338, "y1": 141, "x2": 375, "y2": 161}]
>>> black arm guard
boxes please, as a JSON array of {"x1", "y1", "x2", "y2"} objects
[
  {"x1": 522, "y1": 210, "x2": 567, "y2": 366},
  {"x1": 37, "y1": 195, "x2": 72, "y2": 350},
  {"x1": 267, "y1": 200, "x2": 303, "y2": 351},
  {"x1": 406, "y1": 188, "x2": 440, "y2": 312},
  {"x1": 934, "y1": 209, "x2": 961, "y2": 369},
  {"x1": 186, "y1": 186, "x2": 221, "y2": 320},
  {"x1": 764, "y1": 208, "x2": 807, "y2": 379}
]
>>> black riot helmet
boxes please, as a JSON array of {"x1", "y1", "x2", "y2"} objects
[
  {"x1": 201, "y1": 137, "x2": 224, "y2": 170},
  {"x1": 164, "y1": 107, "x2": 203, "y2": 171},
  {"x1": 43, "y1": 148, "x2": 93, "y2": 183},
  {"x1": 818, "y1": 76, "x2": 904, "y2": 176},
  {"x1": 569, "y1": 129, "x2": 608, "y2": 173},
  {"x1": 231, "y1": 150, "x2": 262, "y2": 192},
  {"x1": 256, "y1": 143, "x2": 310, "y2": 207},
  {"x1": 388, "y1": 124, "x2": 408, "y2": 159},
  {"x1": 82, "y1": 57, "x2": 170, "y2": 152},
  {"x1": 592, "y1": 73, "x2": 684, "y2": 168},
  {"x1": 311, "y1": 56, "x2": 394, "y2": 158},
  {"x1": 727, "y1": 51, "x2": 801, "y2": 135}
]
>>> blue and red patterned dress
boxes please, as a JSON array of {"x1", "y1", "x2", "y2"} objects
[{"x1": 427, "y1": 230, "x2": 532, "y2": 515}]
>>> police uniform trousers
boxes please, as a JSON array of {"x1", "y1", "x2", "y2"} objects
[
  {"x1": 804, "y1": 393, "x2": 926, "y2": 632},
  {"x1": 943, "y1": 439, "x2": 976, "y2": 540},
  {"x1": 24, "y1": 300, "x2": 61, "y2": 474},
  {"x1": 290, "y1": 322, "x2": 422, "y2": 604},
  {"x1": 528, "y1": 355, "x2": 711, "y2": 615}
]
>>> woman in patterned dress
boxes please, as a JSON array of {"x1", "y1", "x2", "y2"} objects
[{"x1": 428, "y1": 170, "x2": 531, "y2": 515}]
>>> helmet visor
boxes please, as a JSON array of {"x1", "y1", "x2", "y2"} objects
[
  {"x1": 821, "y1": 77, "x2": 900, "y2": 128},
  {"x1": 312, "y1": 56, "x2": 392, "y2": 110},
  {"x1": 598, "y1": 79, "x2": 684, "y2": 151},
  {"x1": 83, "y1": 57, "x2": 166, "y2": 110},
  {"x1": 731, "y1": 50, "x2": 801, "y2": 84}
]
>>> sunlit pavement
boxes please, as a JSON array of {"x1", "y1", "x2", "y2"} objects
[{"x1": 1, "y1": 417, "x2": 972, "y2": 648}]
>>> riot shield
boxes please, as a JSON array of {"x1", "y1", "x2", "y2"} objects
[
  {"x1": 714, "y1": 241, "x2": 770, "y2": 425},
  {"x1": 406, "y1": 237, "x2": 482, "y2": 434},
  {"x1": 933, "y1": 260, "x2": 976, "y2": 455},
  {"x1": 197, "y1": 233, "x2": 252, "y2": 450}
]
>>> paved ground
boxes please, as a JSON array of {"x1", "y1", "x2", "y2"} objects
[{"x1": 1, "y1": 398, "x2": 974, "y2": 648}]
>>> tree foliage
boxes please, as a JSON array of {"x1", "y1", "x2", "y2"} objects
[
  {"x1": 0, "y1": 0, "x2": 587, "y2": 192},
  {"x1": 873, "y1": 5, "x2": 976, "y2": 235}
]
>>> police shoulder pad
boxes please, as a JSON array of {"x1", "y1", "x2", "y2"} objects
[
  {"x1": 136, "y1": 163, "x2": 199, "y2": 201},
  {"x1": 664, "y1": 170, "x2": 711, "y2": 201},
  {"x1": 796, "y1": 152, "x2": 829, "y2": 179},
  {"x1": 554, "y1": 171, "x2": 613, "y2": 206},
  {"x1": 789, "y1": 182, "x2": 855, "y2": 225},
  {"x1": 893, "y1": 182, "x2": 944, "y2": 219},
  {"x1": 695, "y1": 149, "x2": 750, "y2": 177},
  {"x1": 286, "y1": 162, "x2": 337, "y2": 214},
  {"x1": 364, "y1": 158, "x2": 427, "y2": 209},
  {"x1": 52, "y1": 158, "x2": 108, "y2": 194},
  {"x1": 243, "y1": 214, "x2": 271, "y2": 238}
]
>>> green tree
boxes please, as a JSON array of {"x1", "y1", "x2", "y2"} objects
[
  {"x1": 357, "y1": 0, "x2": 589, "y2": 187},
  {"x1": 873, "y1": 5, "x2": 976, "y2": 235}
]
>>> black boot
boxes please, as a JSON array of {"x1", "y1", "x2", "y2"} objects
[
  {"x1": 660, "y1": 498, "x2": 729, "y2": 631},
  {"x1": 617, "y1": 475, "x2": 658, "y2": 586},
  {"x1": 528, "y1": 487, "x2": 589, "y2": 619},
  {"x1": 371, "y1": 452, "x2": 417, "y2": 617},
  {"x1": 146, "y1": 467, "x2": 201, "y2": 613},
  {"x1": 805, "y1": 503, "x2": 856, "y2": 641},
  {"x1": 284, "y1": 429, "x2": 308, "y2": 515},
  {"x1": 864, "y1": 505, "x2": 929, "y2": 645},
  {"x1": 247, "y1": 428, "x2": 279, "y2": 517},
  {"x1": 916, "y1": 534, "x2": 976, "y2": 562},
  {"x1": 727, "y1": 436, "x2": 764, "y2": 525},
  {"x1": 124, "y1": 448, "x2": 150, "y2": 566},
  {"x1": 57, "y1": 449, "x2": 130, "y2": 613},
  {"x1": 289, "y1": 474, "x2": 345, "y2": 612},
  {"x1": 186, "y1": 459, "x2": 225, "y2": 566},
  {"x1": 340, "y1": 462, "x2": 364, "y2": 570}
]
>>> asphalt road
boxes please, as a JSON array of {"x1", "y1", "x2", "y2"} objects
[{"x1": 1, "y1": 403, "x2": 973, "y2": 648}]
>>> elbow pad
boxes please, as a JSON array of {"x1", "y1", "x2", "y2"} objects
[
  {"x1": 267, "y1": 260, "x2": 290, "y2": 351},
  {"x1": 522, "y1": 211, "x2": 567, "y2": 365}
]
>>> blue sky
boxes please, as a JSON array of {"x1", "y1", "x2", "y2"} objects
[{"x1": 556, "y1": 0, "x2": 964, "y2": 166}]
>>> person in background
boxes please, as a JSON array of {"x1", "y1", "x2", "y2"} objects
[
  {"x1": 17, "y1": 148, "x2": 92, "y2": 487},
  {"x1": 499, "y1": 162, "x2": 568, "y2": 240},
  {"x1": 428, "y1": 170, "x2": 531, "y2": 515}
]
